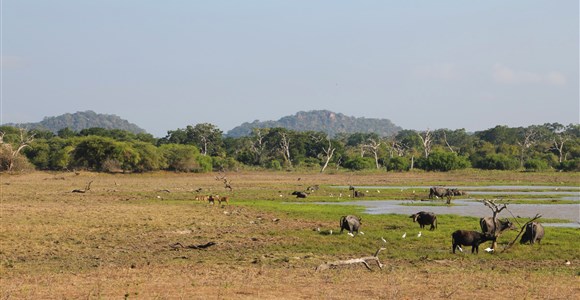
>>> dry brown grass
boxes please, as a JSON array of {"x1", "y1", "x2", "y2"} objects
[{"x1": 1, "y1": 171, "x2": 578, "y2": 299}]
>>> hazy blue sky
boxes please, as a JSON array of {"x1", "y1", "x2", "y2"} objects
[{"x1": 2, "y1": 1, "x2": 578, "y2": 137}]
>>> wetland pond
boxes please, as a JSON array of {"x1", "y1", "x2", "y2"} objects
[{"x1": 324, "y1": 185, "x2": 580, "y2": 228}]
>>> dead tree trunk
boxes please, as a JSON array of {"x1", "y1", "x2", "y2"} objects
[
  {"x1": 279, "y1": 132, "x2": 292, "y2": 168},
  {"x1": 316, "y1": 248, "x2": 385, "y2": 272},
  {"x1": 418, "y1": 129, "x2": 433, "y2": 158},
  {"x1": 0, "y1": 129, "x2": 35, "y2": 172},
  {"x1": 482, "y1": 199, "x2": 508, "y2": 250},
  {"x1": 72, "y1": 181, "x2": 93, "y2": 193},
  {"x1": 364, "y1": 138, "x2": 382, "y2": 169},
  {"x1": 319, "y1": 139, "x2": 335, "y2": 174}
]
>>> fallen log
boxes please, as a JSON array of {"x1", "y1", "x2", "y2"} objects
[
  {"x1": 72, "y1": 180, "x2": 93, "y2": 193},
  {"x1": 316, "y1": 247, "x2": 385, "y2": 272},
  {"x1": 169, "y1": 241, "x2": 216, "y2": 250}
]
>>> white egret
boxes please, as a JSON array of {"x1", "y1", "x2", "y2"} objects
[
  {"x1": 348, "y1": 232, "x2": 354, "y2": 237},
  {"x1": 484, "y1": 247, "x2": 494, "y2": 253},
  {"x1": 402, "y1": 232, "x2": 407, "y2": 238},
  {"x1": 381, "y1": 237, "x2": 387, "y2": 243},
  {"x1": 417, "y1": 231, "x2": 422, "y2": 238}
]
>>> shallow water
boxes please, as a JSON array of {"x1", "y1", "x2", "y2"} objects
[
  {"x1": 336, "y1": 185, "x2": 580, "y2": 190},
  {"x1": 315, "y1": 200, "x2": 580, "y2": 228}
]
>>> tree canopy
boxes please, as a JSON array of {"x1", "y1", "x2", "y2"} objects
[{"x1": 1, "y1": 122, "x2": 577, "y2": 173}]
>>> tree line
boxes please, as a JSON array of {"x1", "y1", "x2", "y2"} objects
[{"x1": 1, "y1": 122, "x2": 578, "y2": 173}]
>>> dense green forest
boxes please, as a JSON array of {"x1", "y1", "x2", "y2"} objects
[{"x1": 1, "y1": 122, "x2": 579, "y2": 173}]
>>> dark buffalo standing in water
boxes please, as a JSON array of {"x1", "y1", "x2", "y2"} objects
[
  {"x1": 479, "y1": 217, "x2": 516, "y2": 235},
  {"x1": 292, "y1": 191, "x2": 308, "y2": 198},
  {"x1": 448, "y1": 188, "x2": 467, "y2": 196},
  {"x1": 429, "y1": 187, "x2": 448, "y2": 199},
  {"x1": 410, "y1": 211, "x2": 437, "y2": 230},
  {"x1": 339, "y1": 215, "x2": 362, "y2": 235},
  {"x1": 520, "y1": 222, "x2": 544, "y2": 245},
  {"x1": 451, "y1": 230, "x2": 496, "y2": 254}
]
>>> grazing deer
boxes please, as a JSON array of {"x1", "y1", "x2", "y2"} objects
[
  {"x1": 218, "y1": 196, "x2": 229, "y2": 205},
  {"x1": 208, "y1": 195, "x2": 217, "y2": 205}
]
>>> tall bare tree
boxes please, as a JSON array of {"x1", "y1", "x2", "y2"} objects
[
  {"x1": 250, "y1": 128, "x2": 268, "y2": 165},
  {"x1": 0, "y1": 129, "x2": 35, "y2": 171},
  {"x1": 482, "y1": 199, "x2": 508, "y2": 250},
  {"x1": 442, "y1": 131, "x2": 456, "y2": 154},
  {"x1": 516, "y1": 126, "x2": 538, "y2": 167},
  {"x1": 279, "y1": 131, "x2": 292, "y2": 168},
  {"x1": 364, "y1": 138, "x2": 382, "y2": 169},
  {"x1": 418, "y1": 129, "x2": 433, "y2": 158},
  {"x1": 547, "y1": 123, "x2": 575, "y2": 163},
  {"x1": 311, "y1": 134, "x2": 336, "y2": 173}
]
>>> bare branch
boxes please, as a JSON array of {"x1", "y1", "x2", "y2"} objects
[
  {"x1": 501, "y1": 214, "x2": 542, "y2": 253},
  {"x1": 315, "y1": 248, "x2": 386, "y2": 272}
]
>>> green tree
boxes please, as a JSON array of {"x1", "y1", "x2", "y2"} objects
[
  {"x1": 159, "y1": 144, "x2": 210, "y2": 172},
  {"x1": 416, "y1": 151, "x2": 471, "y2": 171}
]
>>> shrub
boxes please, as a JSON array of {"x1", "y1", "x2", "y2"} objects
[
  {"x1": 475, "y1": 153, "x2": 520, "y2": 170},
  {"x1": 558, "y1": 159, "x2": 580, "y2": 172},
  {"x1": 386, "y1": 156, "x2": 410, "y2": 172},
  {"x1": 417, "y1": 151, "x2": 471, "y2": 171},
  {"x1": 343, "y1": 156, "x2": 374, "y2": 170},
  {"x1": 524, "y1": 159, "x2": 549, "y2": 172},
  {"x1": 267, "y1": 160, "x2": 282, "y2": 170}
]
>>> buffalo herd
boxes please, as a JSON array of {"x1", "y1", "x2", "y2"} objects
[
  {"x1": 429, "y1": 186, "x2": 467, "y2": 199},
  {"x1": 334, "y1": 186, "x2": 544, "y2": 254}
]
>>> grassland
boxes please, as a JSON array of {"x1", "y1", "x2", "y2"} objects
[{"x1": 1, "y1": 170, "x2": 579, "y2": 299}]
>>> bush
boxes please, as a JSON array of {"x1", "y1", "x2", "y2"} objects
[
  {"x1": 558, "y1": 159, "x2": 580, "y2": 172},
  {"x1": 211, "y1": 156, "x2": 239, "y2": 172},
  {"x1": 417, "y1": 151, "x2": 471, "y2": 171},
  {"x1": 386, "y1": 156, "x2": 410, "y2": 172},
  {"x1": 475, "y1": 153, "x2": 520, "y2": 170},
  {"x1": 0, "y1": 146, "x2": 34, "y2": 172},
  {"x1": 343, "y1": 156, "x2": 374, "y2": 170},
  {"x1": 524, "y1": 159, "x2": 549, "y2": 172},
  {"x1": 267, "y1": 160, "x2": 282, "y2": 170},
  {"x1": 159, "y1": 144, "x2": 206, "y2": 172}
]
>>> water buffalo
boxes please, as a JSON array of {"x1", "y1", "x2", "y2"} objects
[
  {"x1": 292, "y1": 191, "x2": 308, "y2": 198},
  {"x1": 520, "y1": 222, "x2": 544, "y2": 245},
  {"x1": 354, "y1": 190, "x2": 365, "y2": 198},
  {"x1": 339, "y1": 215, "x2": 362, "y2": 235},
  {"x1": 451, "y1": 230, "x2": 496, "y2": 254},
  {"x1": 448, "y1": 188, "x2": 467, "y2": 196},
  {"x1": 429, "y1": 187, "x2": 449, "y2": 199},
  {"x1": 410, "y1": 211, "x2": 437, "y2": 230},
  {"x1": 479, "y1": 217, "x2": 516, "y2": 235}
]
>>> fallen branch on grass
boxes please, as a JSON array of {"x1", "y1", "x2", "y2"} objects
[
  {"x1": 169, "y1": 241, "x2": 216, "y2": 250},
  {"x1": 72, "y1": 181, "x2": 93, "y2": 193},
  {"x1": 315, "y1": 247, "x2": 386, "y2": 272}
]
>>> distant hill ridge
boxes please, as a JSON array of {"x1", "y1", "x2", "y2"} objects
[
  {"x1": 6, "y1": 110, "x2": 146, "y2": 134},
  {"x1": 226, "y1": 110, "x2": 402, "y2": 137}
]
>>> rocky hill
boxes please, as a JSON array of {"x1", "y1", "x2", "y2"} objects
[
  {"x1": 6, "y1": 111, "x2": 146, "y2": 134},
  {"x1": 227, "y1": 110, "x2": 402, "y2": 137}
]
